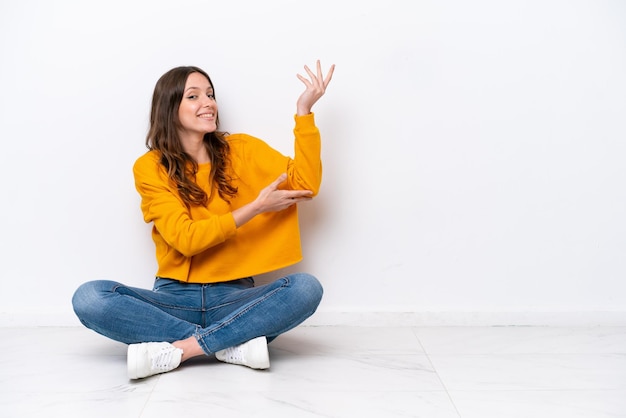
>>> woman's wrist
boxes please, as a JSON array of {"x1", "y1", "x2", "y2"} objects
[
  {"x1": 232, "y1": 201, "x2": 260, "y2": 228},
  {"x1": 296, "y1": 106, "x2": 311, "y2": 116}
]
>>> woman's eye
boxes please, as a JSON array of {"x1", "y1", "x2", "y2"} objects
[
  {"x1": 207, "y1": 94, "x2": 215, "y2": 99},
  {"x1": 187, "y1": 95, "x2": 198, "y2": 100}
]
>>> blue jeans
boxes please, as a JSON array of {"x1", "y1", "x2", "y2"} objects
[{"x1": 71, "y1": 273, "x2": 323, "y2": 355}]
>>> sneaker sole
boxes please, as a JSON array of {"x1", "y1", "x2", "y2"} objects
[{"x1": 127, "y1": 343, "x2": 143, "y2": 379}]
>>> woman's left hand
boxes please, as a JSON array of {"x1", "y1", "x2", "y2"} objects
[{"x1": 296, "y1": 60, "x2": 335, "y2": 116}]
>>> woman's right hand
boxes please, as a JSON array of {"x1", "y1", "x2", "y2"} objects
[
  {"x1": 253, "y1": 173, "x2": 313, "y2": 213},
  {"x1": 232, "y1": 173, "x2": 313, "y2": 227}
]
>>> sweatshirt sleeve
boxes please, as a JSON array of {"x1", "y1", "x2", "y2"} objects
[
  {"x1": 133, "y1": 153, "x2": 237, "y2": 257},
  {"x1": 287, "y1": 112, "x2": 323, "y2": 195}
]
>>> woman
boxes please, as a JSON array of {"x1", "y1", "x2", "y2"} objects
[{"x1": 72, "y1": 60, "x2": 334, "y2": 379}]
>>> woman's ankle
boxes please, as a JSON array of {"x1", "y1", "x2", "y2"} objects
[{"x1": 173, "y1": 336, "x2": 205, "y2": 362}]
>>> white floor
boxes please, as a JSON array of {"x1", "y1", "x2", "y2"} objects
[{"x1": 1, "y1": 326, "x2": 625, "y2": 418}]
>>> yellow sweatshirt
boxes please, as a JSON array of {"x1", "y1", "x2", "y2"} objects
[{"x1": 133, "y1": 113, "x2": 322, "y2": 283}]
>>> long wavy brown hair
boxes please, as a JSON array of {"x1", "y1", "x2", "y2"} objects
[{"x1": 146, "y1": 66, "x2": 238, "y2": 206}]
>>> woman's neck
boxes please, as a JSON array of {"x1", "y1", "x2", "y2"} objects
[{"x1": 180, "y1": 133, "x2": 210, "y2": 164}]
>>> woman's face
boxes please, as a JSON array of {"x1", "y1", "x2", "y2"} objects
[{"x1": 177, "y1": 72, "x2": 218, "y2": 138}]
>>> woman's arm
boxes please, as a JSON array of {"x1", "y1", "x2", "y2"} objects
[{"x1": 235, "y1": 60, "x2": 335, "y2": 224}]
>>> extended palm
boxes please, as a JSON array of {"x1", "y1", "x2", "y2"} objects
[{"x1": 296, "y1": 60, "x2": 335, "y2": 116}]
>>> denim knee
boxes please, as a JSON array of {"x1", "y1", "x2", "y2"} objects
[
  {"x1": 71, "y1": 280, "x2": 116, "y2": 323},
  {"x1": 290, "y1": 273, "x2": 324, "y2": 310}
]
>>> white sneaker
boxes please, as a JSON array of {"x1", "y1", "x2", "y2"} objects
[
  {"x1": 127, "y1": 342, "x2": 183, "y2": 379},
  {"x1": 215, "y1": 336, "x2": 270, "y2": 369}
]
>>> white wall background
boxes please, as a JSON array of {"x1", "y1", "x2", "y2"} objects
[{"x1": 1, "y1": 0, "x2": 625, "y2": 326}]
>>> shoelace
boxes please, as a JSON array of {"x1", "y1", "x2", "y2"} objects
[{"x1": 151, "y1": 347, "x2": 177, "y2": 371}]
